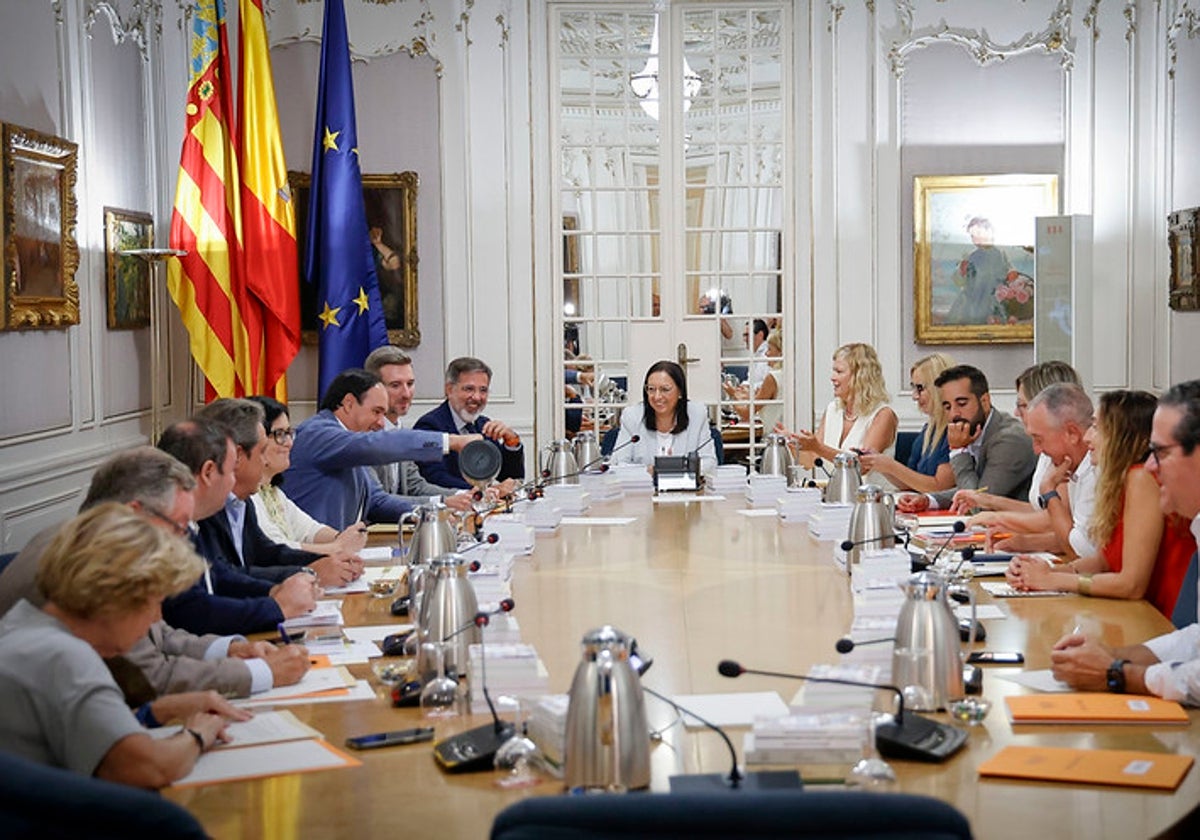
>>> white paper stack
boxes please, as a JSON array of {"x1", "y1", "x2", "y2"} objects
[
  {"x1": 850, "y1": 580, "x2": 906, "y2": 619},
  {"x1": 608, "y1": 464, "x2": 654, "y2": 494},
  {"x1": 790, "y1": 664, "x2": 882, "y2": 711},
  {"x1": 541, "y1": 485, "x2": 591, "y2": 515},
  {"x1": 840, "y1": 616, "x2": 897, "y2": 680},
  {"x1": 806, "y1": 503, "x2": 854, "y2": 541},
  {"x1": 777, "y1": 487, "x2": 822, "y2": 524},
  {"x1": 746, "y1": 474, "x2": 788, "y2": 508},
  {"x1": 466, "y1": 642, "x2": 549, "y2": 714},
  {"x1": 707, "y1": 464, "x2": 748, "y2": 495},
  {"x1": 281, "y1": 600, "x2": 343, "y2": 630},
  {"x1": 527, "y1": 693, "x2": 569, "y2": 774},
  {"x1": 486, "y1": 514, "x2": 540, "y2": 549},
  {"x1": 850, "y1": 548, "x2": 912, "y2": 591},
  {"x1": 481, "y1": 612, "x2": 522, "y2": 644},
  {"x1": 580, "y1": 470, "x2": 623, "y2": 501},
  {"x1": 743, "y1": 708, "x2": 870, "y2": 766}
]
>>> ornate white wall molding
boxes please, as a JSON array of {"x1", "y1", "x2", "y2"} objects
[
  {"x1": 84, "y1": 0, "x2": 161, "y2": 61},
  {"x1": 1167, "y1": 0, "x2": 1199, "y2": 78},
  {"x1": 886, "y1": 0, "x2": 1076, "y2": 77}
]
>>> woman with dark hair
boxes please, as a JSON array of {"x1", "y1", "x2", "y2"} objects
[
  {"x1": 611, "y1": 361, "x2": 717, "y2": 475},
  {"x1": 247, "y1": 396, "x2": 368, "y2": 556},
  {"x1": 1007, "y1": 390, "x2": 1196, "y2": 615}
]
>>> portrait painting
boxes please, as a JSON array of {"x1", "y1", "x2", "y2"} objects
[
  {"x1": 289, "y1": 170, "x2": 420, "y2": 347},
  {"x1": 914, "y1": 174, "x2": 1058, "y2": 345},
  {"x1": 2, "y1": 123, "x2": 79, "y2": 330},
  {"x1": 104, "y1": 207, "x2": 153, "y2": 329}
]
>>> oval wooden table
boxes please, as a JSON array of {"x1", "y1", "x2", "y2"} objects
[{"x1": 163, "y1": 494, "x2": 1200, "y2": 839}]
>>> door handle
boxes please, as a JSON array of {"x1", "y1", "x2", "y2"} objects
[{"x1": 677, "y1": 343, "x2": 699, "y2": 367}]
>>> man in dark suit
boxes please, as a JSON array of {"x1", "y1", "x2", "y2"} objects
[
  {"x1": 413, "y1": 357, "x2": 526, "y2": 490},
  {"x1": 897, "y1": 365, "x2": 1037, "y2": 512}
]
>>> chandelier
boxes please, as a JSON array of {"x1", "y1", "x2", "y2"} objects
[{"x1": 629, "y1": 15, "x2": 702, "y2": 121}]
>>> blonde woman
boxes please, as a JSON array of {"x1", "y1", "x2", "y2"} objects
[
  {"x1": 0, "y1": 503, "x2": 250, "y2": 788},
  {"x1": 858, "y1": 353, "x2": 956, "y2": 493},
  {"x1": 779, "y1": 343, "x2": 898, "y2": 478}
]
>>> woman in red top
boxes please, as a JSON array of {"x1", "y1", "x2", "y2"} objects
[{"x1": 1008, "y1": 390, "x2": 1195, "y2": 615}]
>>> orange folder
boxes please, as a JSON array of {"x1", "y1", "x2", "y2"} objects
[
  {"x1": 979, "y1": 745, "x2": 1194, "y2": 790},
  {"x1": 1005, "y1": 693, "x2": 1190, "y2": 725}
]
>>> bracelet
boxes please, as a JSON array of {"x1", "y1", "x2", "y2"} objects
[
  {"x1": 185, "y1": 727, "x2": 207, "y2": 752},
  {"x1": 1077, "y1": 574, "x2": 1093, "y2": 596}
]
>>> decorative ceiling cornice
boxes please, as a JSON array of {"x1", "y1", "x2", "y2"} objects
[
  {"x1": 886, "y1": 0, "x2": 1075, "y2": 78},
  {"x1": 1167, "y1": 0, "x2": 1199, "y2": 79},
  {"x1": 85, "y1": 0, "x2": 162, "y2": 61}
]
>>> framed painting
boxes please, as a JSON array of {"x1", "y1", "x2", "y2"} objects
[
  {"x1": 103, "y1": 207, "x2": 153, "y2": 329},
  {"x1": 1, "y1": 122, "x2": 79, "y2": 330},
  {"x1": 914, "y1": 173, "x2": 1058, "y2": 344},
  {"x1": 289, "y1": 170, "x2": 420, "y2": 347}
]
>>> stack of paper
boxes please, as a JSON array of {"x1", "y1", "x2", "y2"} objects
[
  {"x1": 707, "y1": 464, "x2": 748, "y2": 495},
  {"x1": 541, "y1": 485, "x2": 591, "y2": 515},
  {"x1": 608, "y1": 464, "x2": 654, "y2": 494},
  {"x1": 851, "y1": 581, "x2": 906, "y2": 619},
  {"x1": 466, "y1": 642, "x2": 550, "y2": 714},
  {"x1": 580, "y1": 470, "x2": 623, "y2": 501},
  {"x1": 746, "y1": 474, "x2": 788, "y2": 508},
  {"x1": 281, "y1": 600, "x2": 344, "y2": 630},
  {"x1": 744, "y1": 708, "x2": 870, "y2": 766},
  {"x1": 482, "y1": 612, "x2": 522, "y2": 644},
  {"x1": 840, "y1": 616, "x2": 896, "y2": 681},
  {"x1": 807, "y1": 504, "x2": 853, "y2": 541},
  {"x1": 777, "y1": 487, "x2": 822, "y2": 524},
  {"x1": 527, "y1": 693, "x2": 569, "y2": 774},
  {"x1": 790, "y1": 664, "x2": 882, "y2": 710},
  {"x1": 850, "y1": 548, "x2": 912, "y2": 591},
  {"x1": 485, "y1": 515, "x2": 539, "y2": 550}
]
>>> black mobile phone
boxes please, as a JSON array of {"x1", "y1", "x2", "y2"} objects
[
  {"x1": 345, "y1": 727, "x2": 435, "y2": 750},
  {"x1": 967, "y1": 651, "x2": 1024, "y2": 665}
]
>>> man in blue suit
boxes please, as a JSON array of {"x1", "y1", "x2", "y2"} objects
[
  {"x1": 414, "y1": 357, "x2": 526, "y2": 490},
  {"x1": 284, "y1": 368, "x2": 481, "y2": 530}
]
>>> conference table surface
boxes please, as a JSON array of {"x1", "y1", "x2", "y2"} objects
[{"x1": 163, "y1": 493, "x2": 1200, "y2": 839}]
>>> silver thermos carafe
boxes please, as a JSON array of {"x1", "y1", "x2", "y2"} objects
[
  {"x1": 572, "y1": 431, "x2": 602, "y2": 473},
  {"x1": 416, "y1": 553, "x2": 480, "y2": 681},
  {"x1": 823, "y1": 451, "x2": 863, "y2": 503},
  {"x1": 758, "y1": 433, "x2": 793, "y2": 477},
  {"x1": 542, "y1": 439, "x2": 581, "y2": 486},
  {"x1": 563, "y1": 626, "x2": 651, "y2": 792},
  {"x1": 844, "y1": 483, "x2": 896, "y2": 565},
  {"x1": 891, "y1": 571, "x2": 965, "y2": 711}
]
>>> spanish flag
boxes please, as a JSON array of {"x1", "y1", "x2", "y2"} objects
[
  {"x1": 238, "y1": 0, "x2": 299, "y2": 400},
  {"x1": 167, "y1": 0, "x2": 251, "y2": 398}
]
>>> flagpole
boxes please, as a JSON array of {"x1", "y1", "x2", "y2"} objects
[{"x1": 120, "y1": 248, "x2": 187, "y2": 442}]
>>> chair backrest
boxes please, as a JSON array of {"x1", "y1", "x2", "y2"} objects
[
  {"x1": 0, "y1": 552, "x2": 16, "y2": 575},
  {"x1": 709, "y1": 423, "x2": 724, "y2": 464},
  {"x1": 1171, "y1": 551, "x2": 1199, "y2": 629},
  {"x1": 894, "y1": 430, "x2": 920, "y2": 468},
  {"x1": 0, "y1": 749, "x2": 208, "y2": 840},
  {"x1": 490, "y1": 790, "x2": 972, "y2": 840}
]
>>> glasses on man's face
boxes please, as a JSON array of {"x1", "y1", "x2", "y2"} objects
[
  {"x1": 646, "y1": 386, "x2": 676, "y2": 397},
  {"x1": 269, "y1": 427, "x2": 295, "y2": 445},
  {"x1": 140, "y1": 505, "x2": 192, "y2": 538},
  {"x1": 1147, "y1": 441, "x2": 1183, "y2": 465}
]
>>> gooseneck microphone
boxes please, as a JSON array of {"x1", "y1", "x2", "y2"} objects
[
  {"x1": 839, "y1": 529, "x2": 911, "y2": 553},
  {"x1": 717, "y1": 659, "x2": 967, "y2": 762},
  {"x1": 812, "y1": 457, "x2": 832, "y2": 479},
  {"x1": 835, "y1": 636, "x2": 895, "y2": 654},
  {"x1": 925, "y1": 520, "x2": 966, "y2": 567},
  {"x1": 641, "y1": 685, "x2": 800, "y2": 793}
]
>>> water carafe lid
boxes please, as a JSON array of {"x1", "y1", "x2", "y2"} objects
[
  {"x1": 580, "y1": 625, "x2": 632, "y2": 660},
  {"x1": 855, "y1": 483, "x2": 886, "y2": 503}
]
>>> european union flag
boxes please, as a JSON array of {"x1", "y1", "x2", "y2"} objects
[{"x1": 304, "y1": 0, "x2": 387, "y2": 398}]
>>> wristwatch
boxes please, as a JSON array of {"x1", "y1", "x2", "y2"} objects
[
  {"x1": 1037, "y1": 489, "x2": 1061, "y2": 510},
  {"x1": 1106, "y1": 658, "x2": 1130, "y2": 693}
]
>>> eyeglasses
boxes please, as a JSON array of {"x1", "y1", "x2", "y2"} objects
[
  {"x1": 269, "y1": 427, "x2": 295, "y2": 444},
  {"x1": 140, "y1": 504, "x2": 193, "y2": 538},
  {"x1": 645, "y1": 386, "x2": 676, "y2": 396},
  {"x1": 1147, "y1": 442, "x2": 1183, "y2": 464},
  {"x1": 909, "y1": 382, "x2": 926, "y2": 394}
]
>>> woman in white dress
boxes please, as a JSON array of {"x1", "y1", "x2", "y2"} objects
[
  {"x1": 778, "y1": 342, "x2": 898, "y2": 483},
  {"x1": 248, "y1": 396, "x2": 368, "y2": 555},
  {"x1": 612, "y1": 360, "x2": 718, "y2": 475}
]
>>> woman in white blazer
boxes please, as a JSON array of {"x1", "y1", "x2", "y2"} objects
[{"x1": 611, "y1": 361, "x2": 717, "y2": 475}]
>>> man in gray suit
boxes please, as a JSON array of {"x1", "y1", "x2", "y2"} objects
[
  {"x1": 363, "y1": 345, "x2": 474, "y2": 511},
  {"x1": 897, "y1": 364, "x2": 1037, "y2": 512}
]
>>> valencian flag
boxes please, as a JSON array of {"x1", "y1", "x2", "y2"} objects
[
  {"x1": 305, "y1": 0, "x2": 387, "y2": 398},
  {"x1": 167, "y1": 0, "x2": 253, "y2": 398},
  {"x1": 237, "y1": 0, "x2": 300, "y2": 399}
]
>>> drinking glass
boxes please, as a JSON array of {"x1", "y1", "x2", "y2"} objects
[
  {"x1": 493, "y1": 699, "x2": 542, "y2": 789},
  {"x1": 419, "y1": 642, "x2": 459, "y2": 718},
  {"x1": 846, "y1": 711, "x2": 897, "y2": 789}
]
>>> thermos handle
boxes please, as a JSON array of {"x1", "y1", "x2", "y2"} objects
[{"x1": 398, "y1": 511, "x2": 418, "y2": 557}]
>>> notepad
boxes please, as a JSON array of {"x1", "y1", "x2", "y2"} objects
[
  {"x1": 979, "y1": 745, "x2": 1194, "y2": 790},
  {"x1": 170, "y1": 738, "x2": 362, "y2": 788},
  {"x1": 1006, "y1": 693, "x2": 1190, "y2": 725}
]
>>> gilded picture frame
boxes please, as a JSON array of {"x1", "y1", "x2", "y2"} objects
[
  {"x1": 289, "y1": 170, "x2": 420, "y2": 348},
  {"x1": 914, "y1": 173, "x2": 1058, "y2": 345},
  {"x1": 1, "y1": 123, "x2": 79, "y2": 330},
  {"x1": 103, "y1": 207, "x2": 153, "y2": 329}
]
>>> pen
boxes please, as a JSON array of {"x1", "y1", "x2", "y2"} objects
[{"x1": 277, "y1": 622, "x2": 293, "y2": 644}]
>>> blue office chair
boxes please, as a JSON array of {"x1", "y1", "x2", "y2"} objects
[
  {"x1": 709, "y1": 423, "x2": 725, "y2": 465},
  {"x1": 894, "y1": 431, "x2": 919, "y2": 468},
  {"x1": 0, "y1": 749, "x2": 207, "y2": 839},
  {"x1": 490, "y1": 791, "x2": 973, "y2": 840},
  {"x1": 1172, "y1": 552, "x2": 1199, "y2": 629}
]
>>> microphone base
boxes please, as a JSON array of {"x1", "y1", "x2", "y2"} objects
[
  {"x1": 668, "y1": 769, "x2": 802, "y2": 793},
  {"x1": 875, "y1": 715, "x2": 968, "y2": 763},
  {"x1": 432, "y1": 721, "x2": 517, "y2": 774}
]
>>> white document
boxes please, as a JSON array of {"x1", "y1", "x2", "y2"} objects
[
  {"x1": 322, "y1": 578, "x2": 370, "y2": 595},
  {"x1": 980, "y1": 581, "x2": 1071, "y2": 598},
  {"x1": 671, "y1": 691, "x2": 789, "y2": 728},
  {"x1": 358, "y1": 546, "x2": 396, "y2": 563},
  {"x1": 240, "y1": 679, "x2": 377, "y2": 708},
  {"x1": 955, "y1": 604, "x2": 1007, "y2": 620},
  {"x1": 559, "y1": 516, "x2": 638, "y2": 526},
  {"x1": 320, "y1": 640, "x2": 380, "y2": 665},
  {"x1": 171, "y1": 738, "x2": 356, "y2": 787},
  {"x1": 737, "y1": 509, "x2": 779, "y2": 518},
  {"x1": 281, "y1": 600, "x2": 344, "y2": 629},
  {"x1": 341, "y1": 623, "x2": 413, "y2": 645},
  {"x1": 234, "y1": 665, "x2": 355, "y2": 705},
  {"x1": 653, "y1": 494, "x2": 726, "y2": 504},
  {"x1": 995, "y1": 669, "x2": 1074, "y2": 693}
]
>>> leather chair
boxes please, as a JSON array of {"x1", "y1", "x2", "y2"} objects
[
  {"x1": 1172, "y1": 552, "x2": 1199, "y2": 629},
  {"x1": 490, "y1": 790, "x2": 973, "y2": 840},
  {"x1": 0, "y1": 749, "x2": 207, "y2": 839}
]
